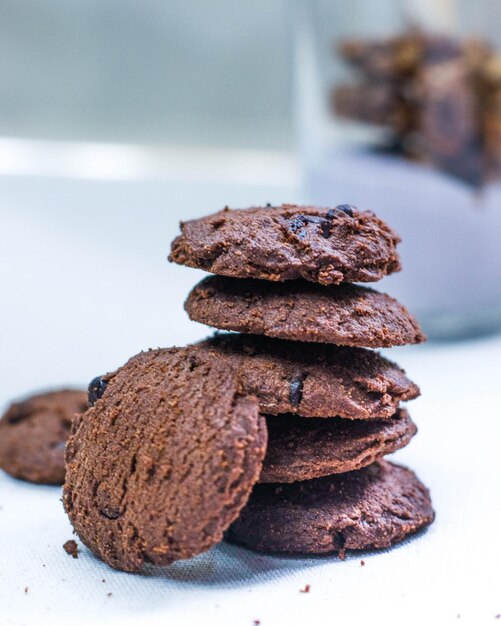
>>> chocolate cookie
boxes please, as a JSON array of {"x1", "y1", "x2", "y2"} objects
[
  {"x1": 169, "y1": 204, "x2": 401, "y2": 285},
  {"x1": 194, "y1": 334, "x2": 419, "y2": 419},
  {"x1": 186, "y1": 277, "x2": 425, "y2": 348},
  {"x1": 63, "y1": 348, "x2": 267, "y2": 572},
  {"x1": 0, "y1": 389, "x2": 87, "y2": 484},
  {"x1": 227, "y1": 461, "x2": 434, "y2": 555},
  {"x1": 260, "y1": 409, "x2": 416, "y2": 483}
]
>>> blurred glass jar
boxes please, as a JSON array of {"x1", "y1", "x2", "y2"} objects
[{"x1": 293, "y1": 0, "x2": 501, "y2": 340}]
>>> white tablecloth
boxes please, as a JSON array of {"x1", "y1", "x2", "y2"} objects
[{"x1": 0, "y1": 174, "x2": 500, "y2": 626}]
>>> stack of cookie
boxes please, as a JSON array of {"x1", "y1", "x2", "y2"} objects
[
  {"x1": 63, "y1": 203, "x2": 434, "y2": 572},
  {"x1": 170, "y1": 204, "x2": 434, "y2": 556}
]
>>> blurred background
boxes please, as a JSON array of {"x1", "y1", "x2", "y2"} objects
[
  {"x1": 2, "y1": 0, "x2": 501, "y2": 399},
  {"x1": 0, "y1": 0, "x2": 293, "y2": 149}
]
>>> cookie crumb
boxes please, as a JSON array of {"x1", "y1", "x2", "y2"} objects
[
  {"x1": 495, "y1": 615, "x2": 500, "y2": 620},
  {"x1": 300, "y1": 584, "x2": 311, "y2": 593},
  {"x1": 24, "y1": 587, "x2": 28, "y2": 594},
  {"x1": 102, "y1": 579, "x2": 106, "y2": 583},
  {"x1": 360, "y1": 560, "x2": 365, "y2": 567},
  {"x1": 63, "y1": 539, "x2": 79, "y2": 559},
  {"x1": 254, "y1": 621, "x2": 261, "y2": 625},
  {"x1": 107, "y1": 592, "x2": 112, "y2": 598}
]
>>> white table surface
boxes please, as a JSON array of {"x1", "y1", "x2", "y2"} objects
[{"x1": 1, "y1": 173, "x2": 500, "y2": 626}]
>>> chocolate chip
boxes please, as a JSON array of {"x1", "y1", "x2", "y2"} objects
[
  {"x1": 301, "y1": 215, "x2": 331, "y2": 238},
  {"x1": 291, "y1": 210, "x2": 360, "y2": 237},
  {"x1": 289, "y1": 375, "x2": 304, "y2": 407},
  {"x1": 88, "y1": 376, "x2": 108, "y2": 407},
  {"x1": 289, "y1": 216, "x2": 306, "y2": 234},
  {"x1": 327, "y1": 204, "x2": 355, "y2": 219},
  {"x1": 289, "y1": 215, "x2": 306, "y2": 239},
  {"x1": 338, "y1": 204, "x2": 355, "y2": 217}
]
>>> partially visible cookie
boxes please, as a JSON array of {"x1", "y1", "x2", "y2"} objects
[
  {"x1": 63, "y1": 348, "x2": 267, "y2": 572},
  {"x1": 194, "y1": 334, "x2": 419, "y2": 419},
  {"x1": 0, "y1": 389, "x2": 87, "y2": 484},
  {"x1": 169, "y1": 204, "x2": 401, "y2": 285},
  {"x1": 186, "y1": 277, "x2": 425, "y2": 348},
  {"x1": 260, "y1": 409, "x2": 416, "y2": 483},
  {"x1": 227, "y1": 461, "x2": 434, "y2": 555}
]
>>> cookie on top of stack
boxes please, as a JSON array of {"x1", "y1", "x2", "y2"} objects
[
  {"x1": 62, "y1": 203, "x2": 434, "y2": 572},
  {"x1": 170, "y1": 203, "x2": 434, "y2": 556}
]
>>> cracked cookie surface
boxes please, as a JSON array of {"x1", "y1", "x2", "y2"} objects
[
  {"x1": 186, "y1": 277, "x2": 425, "y2": 348},
  {"x1": 193, "y1": 334, "x2": 419, "y2": 419},
  {"x1": 169, "y1": 204, "x2": 401, "y2": 285},
  {"x1": 226, "y1": 461, "x2": 434, "y2": 555},
  {"x1": 260, "y1": 409, "x2": 416, "y2": 483},
  {"x1": 0, "y1": 389, "x2": 87, "y2": 484},
  {"x1": 63, "y1": 348, "x2": 267, "y2": 572}
]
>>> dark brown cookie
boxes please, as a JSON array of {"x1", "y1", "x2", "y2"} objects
[
  {"x1": 186, "y1": 277, "x2": 425, "y2": 348},
  {"x1": 227, "y1": 461, "x2": 434, "y2": 555},
  {"x1": 0, "y1": 389, "x2": 87, "y2": 484},
  {"x1": 260, "y1": 409, "x2": 416, "y2": 483},
  {"x1": 169, "y1": 204, "x2": 401, "y2": 285},
  {"x1": 194, "y1": 334, "x2": 419, "y2": 419},
  {"x1": 63, "y1": 348, "x2": 267, "y2": 572}
]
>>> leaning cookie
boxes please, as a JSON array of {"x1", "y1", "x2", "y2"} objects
[
  {"x1": 260, "y1": 409, "x2": 416, "y2": 483},
  {"x1": 0, "y1": 389, "x2": 87, "y2": 484},
  {"x1": 226, "y1": 461, "x2": 434, "y2": 555},
  {"x1": 193, "y1": 334, "x2": 419, "y2": 420},
  {"x1": 186, "y1": 277, "x2": 425, "y2": 348},
  {"x1": 63, "y1": 348, "x2": 267, "y2": 572},
  {"x1": 169, "y1": 204, "x2": 401, "y2": 285}
]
